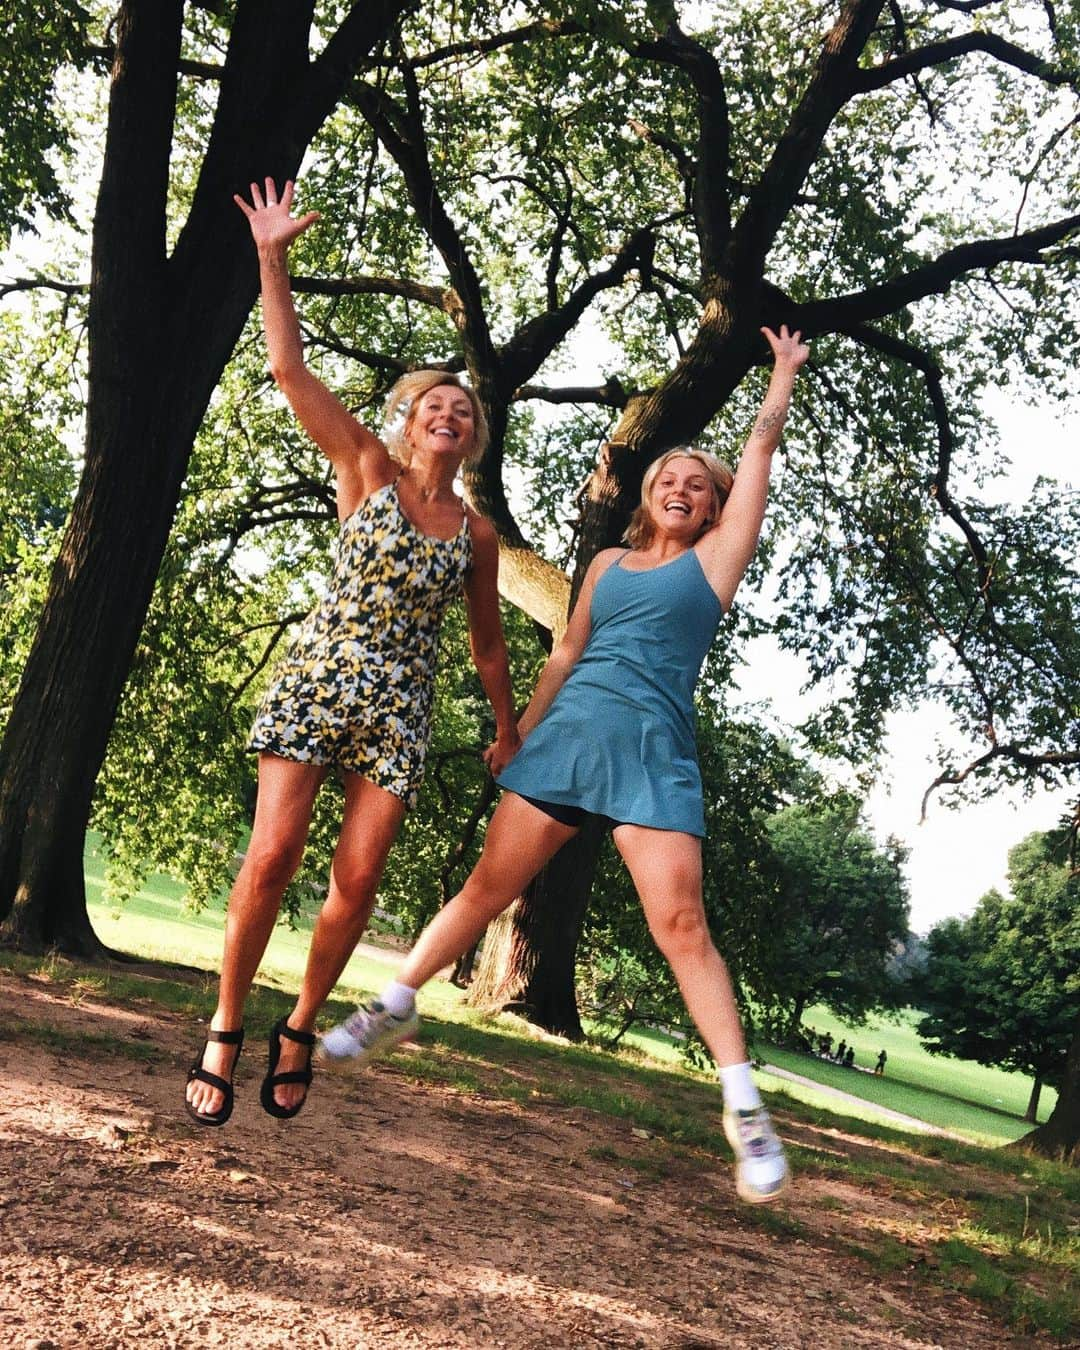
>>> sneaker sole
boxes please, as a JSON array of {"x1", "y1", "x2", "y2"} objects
[
  {"x1": 735, "y1": 1166, "x2": 791, "y2": 1205},
  {"x1": 314, "y1": 1032, "x2": 418, "y2": 1073}
]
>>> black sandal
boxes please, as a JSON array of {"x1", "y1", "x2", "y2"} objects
[
  {"x1": 185, "y1": 1027, "x2": 244, "y2": 1127},
  {"x1": 260, "y1": 1017, "x2": 316, "y2": 1119}
]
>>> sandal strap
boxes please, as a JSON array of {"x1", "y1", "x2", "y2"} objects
[
  {"x1": 266, "y1": 1068, "x2": 313, "y2": 1088},
  {"x1": 275, "y1": 1023, "x2": 315, "y2": 1047},
  {"x1": 188, "y1": 1065, "x2": 233, "y2": 1094},
  {"x1": 206, "y1": 1027, "x2": 244, "y2": 1045}
]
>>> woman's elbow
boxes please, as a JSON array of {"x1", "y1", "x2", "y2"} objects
[
  {"x1": 470, "y1": 633, "x2": 507, "y2": 672},
  {"x1": 268, "y1": 356, "x2": 307, "y2": 392}
]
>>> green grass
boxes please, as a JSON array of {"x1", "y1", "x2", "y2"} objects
[
  {"x1": 83, "y1": 833, "x2": 409, "y2": 1007},
  {"x1": 10, "y1": 848, "x2": 1080, "y2": 1342},
  {"x1": 776, "y1": 1005, "x2": 1056, "y2": 1124},
  {"x1": 84, "y1": 834, "x2": 1056, "y2": 1148},
  {"x1": 758, "y1": 1044, "x2": 1039, "y2": 1148},
  {"x1": 590, "y1": 1016, "x2": 1051, "y2": 1148}
]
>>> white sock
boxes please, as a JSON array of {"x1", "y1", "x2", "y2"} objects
[
  {"x1": 379, "y1": 981, "x2": 417, "y2": 1019},
  {"x1": 718, "y1": 1062, "x2": 762, "y2": 1113}
]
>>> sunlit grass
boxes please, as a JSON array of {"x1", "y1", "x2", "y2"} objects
[
  {"x1": 5, "y1": 919, "x2": 1079, "y2": 1340},
  {"x1": 772, "y1": 1005, "x2": 1056, "y2": 1123}
]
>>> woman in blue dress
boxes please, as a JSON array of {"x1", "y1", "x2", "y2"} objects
[{"x1": 321, "y1": 326, "x2": 809, "y2": 1203}]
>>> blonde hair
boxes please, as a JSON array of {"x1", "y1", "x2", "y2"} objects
[
  {"x1": 383, "y1": 370, "x2": 489, "y2": 466},
  {"x1": 624, "y1": 448, "x2": 734, "y2": 549}
]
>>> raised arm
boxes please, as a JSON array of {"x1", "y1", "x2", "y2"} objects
[
  {"x1": 697, "y1": 325, "x2": 809, "y2": 611},
  {"x1": 234, "y1": 178, "x2": 394, "y2": 515}
]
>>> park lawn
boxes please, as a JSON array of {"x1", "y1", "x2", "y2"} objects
[
  {"x1": 784, "y1": 1004, "x2": 1057, "y2": 1124},
  {"x1": 4, "y1": 935, "x2": 1079, "y2": 1342},
  {"x1": 759, "y1": 1045, "x2": 1038, "y2": 1148},
  {"x1": 82, "y1": 834, "x2": 465, "y2": 1024},
  {"x1": 594, "y1": 1015, "x2": 1051, "y2": 1148},
  {"x1": 85, "y1": 835, "x2": 1054, "y2": 1149}
]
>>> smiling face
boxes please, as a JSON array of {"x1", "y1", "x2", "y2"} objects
[
  {"x1": 647, "y1": 455, "x2": 721, "y2": 539},
  {"x1": 404, "y1": 383, "x2": 477, "y2": 461}
]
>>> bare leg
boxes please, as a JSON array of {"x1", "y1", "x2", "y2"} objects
[
  {"x1": 186, "y1": 755, "x2": 325, "y2": 1118},
  {"x1": 397, "y1": 792, "x2": 578, "y2": 990},
  {"x1": 612, "y1": 824, "x2": 748, "y2": 1068},
  {"x1": 270, "y1": 774, "x2": 406, "y2": 1110}
]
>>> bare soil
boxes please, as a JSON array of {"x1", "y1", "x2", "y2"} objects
[{"x1": 0, "y1": 966, "x2": 1063, "y2": 1349}]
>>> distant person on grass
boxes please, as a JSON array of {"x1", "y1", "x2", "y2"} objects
[
  {"x1": 875, "y1": 1049, "x2": 887, "y2": 1076},
  {"x1": 184, "y1": 179, "x2": 519, "y2": 1127},
  {"x1": 318, "y1": 325, "x2": 810, "y2": 1205}
]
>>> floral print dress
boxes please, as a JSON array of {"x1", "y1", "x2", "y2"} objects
[{"x1": 248, "y1": 478, "x2": 472, "y2": 806}]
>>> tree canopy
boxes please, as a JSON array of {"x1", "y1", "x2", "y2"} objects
[
  {"x1": 764, "y1": 798, "x2": 911, "y2": 1033},
  {"x1": 917, "y1": 828, "x2": 1080, "y2": 1122}
]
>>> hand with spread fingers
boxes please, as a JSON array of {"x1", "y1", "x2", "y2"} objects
[
  {"x1": 234, "y1": 176, "x2": 321, "y2": 254},
  {"x1": 760, "y1": 323, "x2": 810, "y2": 372}
]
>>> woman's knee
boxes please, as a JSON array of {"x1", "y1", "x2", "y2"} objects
[
  {"x1": 456, "y1": 865, "x2": 516, "y2": 924},
  {"x1": 649, "y1": 902, "x2": 711, "y2": 961},
  {"x1": 240, "y1": 835, "x2": 305, "y2": 893},
  {"x1": 330, "y1": 856, "x2": 386, "y2": 906}
]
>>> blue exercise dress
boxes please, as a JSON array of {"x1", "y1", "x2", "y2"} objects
[{"x1": 497, "y1": 545, "x2": 723, "y2": 837}]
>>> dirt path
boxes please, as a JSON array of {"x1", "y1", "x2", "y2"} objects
[{"x1": 0, "y1": 967, "x2": 1053, "y2": 1349}]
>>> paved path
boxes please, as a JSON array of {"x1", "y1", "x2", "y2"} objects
[{"x1": 762, "y1": 1062, "x2": 969, "y2": 1140}]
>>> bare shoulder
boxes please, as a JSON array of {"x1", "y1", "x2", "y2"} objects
[
  {"x1": 589, "y1": 546, "x2": 628, "y2": 576},
  {"x1": 465, "y1": 505, "x2": 497, "y2": 542},
  {"x1": 464, "y1": 506, "x2": 500, "y2": 559}
]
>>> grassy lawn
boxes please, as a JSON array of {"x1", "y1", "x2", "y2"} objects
[
  {"x1": 775, "y1": 1005, "x2": 1056, "y2": 1122},
  {"x1": 6, "y1": 907, "x2": 1080, "y2": 1342},
  {"x1": 85, "y1": 834, "x2": 1056, "y2": 1151},
  {"x1": 83, "y1": 833, "x2": 465, "y2": 1024}
]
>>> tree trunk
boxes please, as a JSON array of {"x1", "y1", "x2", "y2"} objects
[
  {"x1": 466, "y1": 816, "x2": 607, "y2": 1038},
  {"x1": 1018, "y1": 1015, "x2": 1080, "y2": 1163},
  {"x1": 1024, "y1": 1074, "x2": 1043, "y2": 1125},
  {"x1": 788, "y1": 993, "x2": 807, "y2": 1042},
  {"x1": 0, "y1": 0, "x2": 408, "y2": 953}
]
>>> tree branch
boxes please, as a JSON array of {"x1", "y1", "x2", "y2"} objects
[
  {"x1": 514, "y1": 379, "x2": 631, "y2": 408},
  {"x1": 297, "y1": 321, "x2": 422, "y2": 378},
  {"x1": 854, "y1": 32, "x2": 1079, "y2": 95},
  {"x1": 0, "y1": 277, "x2": 87, "y2": 300},
  {"x1": 291, "y1": 272, "x2": 451, "y2": 310},
  {"x1": 226, "y1": 610, "x2": 308, "y2": 710},
  {"x1": 931, "y1": 2, "x2": 1002, "y2": 12},
  {"x1": 732, "y1": 0, "x2": 886, "y2": 275},
  {"x1": 407, "y1": 18, "x2": 585, "y2": 70},
  {"x1": 85, "y1": 42, "x2": 224, "y2": 81},
  {"x1": 625, "y1": 24, "x2": 732, "y2": 271},
  {"x1": 841, "y1": 322, "x2": 992, "y2": 583},
  {"x1": 921, "y1": 743, "x2": 1080, "y2": 820},
  {"x1": 791, "y1": 213, "x2": 1080, "y2": 334},
  {"x1": 498, "y1": 226, "x2": 656, "y2": 392}
]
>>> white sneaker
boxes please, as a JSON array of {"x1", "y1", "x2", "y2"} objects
[
  {"x1": 316, "y1": 1001, "x2": 420, "y2": 1070},
  {"x1": 722, "y1": 1105, "x2": 790, "y2": 1204}
]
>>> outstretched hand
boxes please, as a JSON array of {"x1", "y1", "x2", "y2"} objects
[
  {"x1": 234, "y1": 177, "x2": 320, "y2": 252},
  {"x1": 761, "y1": 323, "x2": 810, "y2": 371}
]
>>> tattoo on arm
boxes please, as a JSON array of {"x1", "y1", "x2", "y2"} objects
[{"x1": 753, "y1": 404, "x2": 785, "y2": 439}]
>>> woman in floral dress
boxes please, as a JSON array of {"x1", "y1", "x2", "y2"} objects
[{"x1": 185, "y1": 180, "x2": 519, "y2": 1125}]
